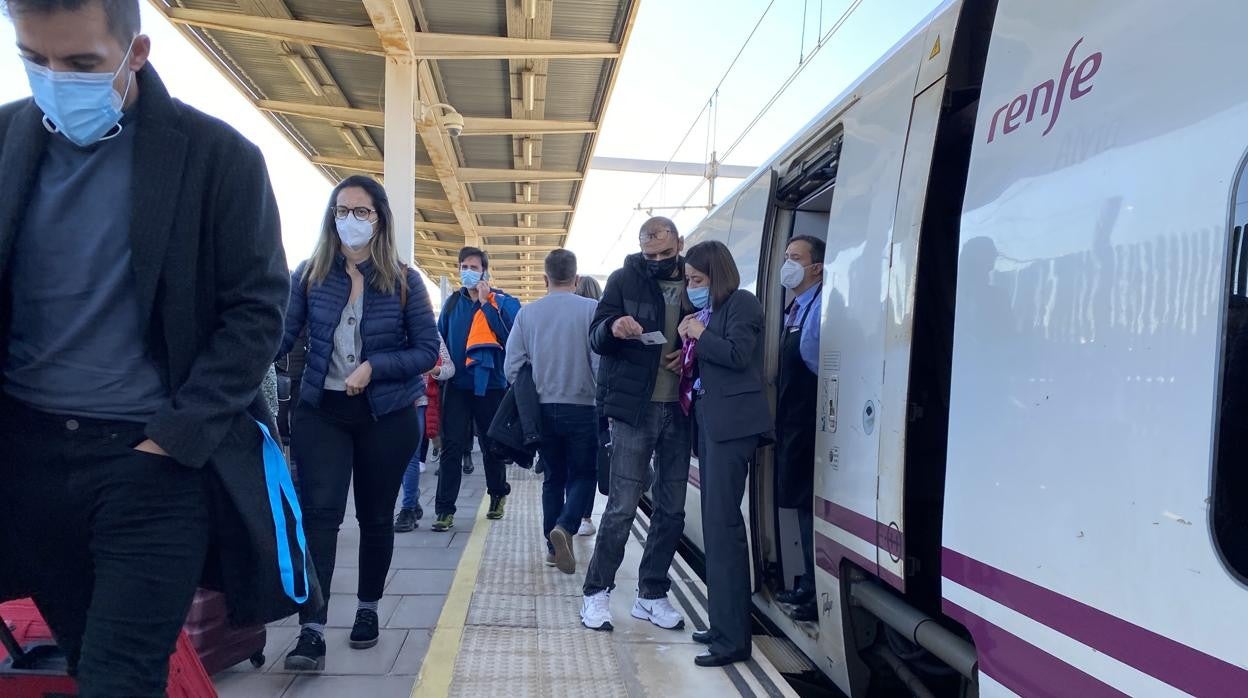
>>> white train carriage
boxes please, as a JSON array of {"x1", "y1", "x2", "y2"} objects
[{"x1": 657, "y1": 0, "x2": 1248, "y2": 694}]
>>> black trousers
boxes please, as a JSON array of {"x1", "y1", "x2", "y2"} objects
[
  {"x1": 695, "y1": 401, "x2": 755, "y2": 658},
  {"x1": 292, "y1": 392, "x2": 420, "y2": 625},
  {"x1": 0, "y1": 396, "x2": 210, "y2": 698},
  {"x1": 435, "y1": 385, "x2": 510, "y2": 516}
]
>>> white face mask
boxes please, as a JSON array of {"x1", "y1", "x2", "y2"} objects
[
  {"x1": 780, "y1": 259, "x2": 807, "y2": 290},
  {"x1": 335, "y1": 216, "x2": 374, "y2": 250}
]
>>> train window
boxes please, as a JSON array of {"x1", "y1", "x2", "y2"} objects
[{"x1": 1214, "y1": 157, "x2": 1248, "y2": 580}]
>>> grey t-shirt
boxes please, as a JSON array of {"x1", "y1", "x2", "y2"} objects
[
  {"x1": 324, "y1": 294, "x2": 364, "y2": 391},
  {"x1": 4, "y1": 117, "x2": 168, "y2": 420}
]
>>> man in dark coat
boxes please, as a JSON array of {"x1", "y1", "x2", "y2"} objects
[{"x1": 0, "y1": 1, "x2": 313, "y2": 694}]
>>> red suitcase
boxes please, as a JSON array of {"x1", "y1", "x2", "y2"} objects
[
  {"x1": 0, "y1": 598, "x2": 217, "y2": 697},
  {"x1": 182, "y1": 589, "x2": 266, "y2": 675}
]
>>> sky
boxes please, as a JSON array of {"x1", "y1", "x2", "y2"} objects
[{"x1": 0, "y1": 0, "x2": 943, "y2": 288}]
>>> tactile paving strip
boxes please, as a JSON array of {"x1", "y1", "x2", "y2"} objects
[{"x1": 449, "y1": 468, "x2": 630, "y2": 697}]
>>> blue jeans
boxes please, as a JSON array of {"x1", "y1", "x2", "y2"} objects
[
  {"x1": 400, "y1": 406, "x2": 428, "y2": 509},
  {"x1": 540, "y1": 404, "x2": 599, "y2": 546}
]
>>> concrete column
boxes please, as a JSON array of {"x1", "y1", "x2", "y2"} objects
[{"x1": 384, "y1": 55, "x2": 416, "y2": 267}]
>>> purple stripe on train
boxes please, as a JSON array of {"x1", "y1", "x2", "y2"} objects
[
  {"x1": 942, "y1": 600, "x2": 1129, "y2": 698},
  {"x1": 815, "y1": 497, "x2": 905, "y2": 590},
  {"x1": 943, "y1": 547, "x2": 1248, "y2": 697}
]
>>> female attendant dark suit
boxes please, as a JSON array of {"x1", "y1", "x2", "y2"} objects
[{"x1": 683, "y1": 285, "x2": 773, "y2": 664}]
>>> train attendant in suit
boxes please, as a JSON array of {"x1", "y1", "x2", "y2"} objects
[{"x1": 677, "y1": 240, "x2": 773, "y2": 667}]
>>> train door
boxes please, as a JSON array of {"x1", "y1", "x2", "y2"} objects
[{"x1": 876, "y1": 76, "x2": 948, "y2": 592}]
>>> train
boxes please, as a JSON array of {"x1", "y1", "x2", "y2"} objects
[{"x1": 652, "y1": 0, "x2": 1248, "y2": 695}]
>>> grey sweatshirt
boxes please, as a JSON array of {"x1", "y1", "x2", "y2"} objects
[{"x1": 504, "y1": 290, "x2": 599, "y2": 406}]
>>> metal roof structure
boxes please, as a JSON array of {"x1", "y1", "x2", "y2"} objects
[{"x1": 148, "y1": 0, "x2": 640, "y2": 301}]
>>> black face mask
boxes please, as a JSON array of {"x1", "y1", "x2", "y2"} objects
[{"x1": 646, "y1": 256, "x2": 679, "y2": 279}]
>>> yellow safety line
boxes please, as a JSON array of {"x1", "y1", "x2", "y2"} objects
[{"x1": 410, "y1": 492, "x2": 491, "y2": 698}]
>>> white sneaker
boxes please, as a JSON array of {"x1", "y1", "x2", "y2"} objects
[
  {"x1": 631, "y1": 596, "x2": 685, "y2": 630},
  {"x1": 577, "y1": 519, "x2": 595, "y2": 536},
  {"x1": 581, "y1": 591, "x2": 613, "y2": 631}
]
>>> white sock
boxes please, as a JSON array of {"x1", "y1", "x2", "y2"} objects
[
  {"x1": 358, "y1": 600, "x2": 380, "y2": 613},
  {"x1": 302, "y1": 623, "x2": 325, "y2": 638}
]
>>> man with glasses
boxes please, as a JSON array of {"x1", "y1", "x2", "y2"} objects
[
  {"x1": 432, "y1": 246, "x2": 521, "y2": 531},
  {"x1": 580, "y1": 217, "x2": 691, "y2": 633},
  {"x1": 0, "y1": 1, "x2": 295, "y2": 695}
]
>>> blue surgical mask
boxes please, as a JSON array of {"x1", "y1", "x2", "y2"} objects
[
  {"x1": 23, "y1": 40, "x2": 136, "y2": 148},
  {"x1": 688, "y1": 286, "x2": 710, "y2": 309},
  {"x1": 461, "y1": 269, "x2": 483, "y2": 288}
]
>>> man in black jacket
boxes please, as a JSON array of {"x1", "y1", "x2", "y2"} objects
[
  {"x1": 0, "y1": 2, "x2": 297, "y2": 695},
  {"x1": 580, "y1": 217, "x2": 691, "y2": 633}
]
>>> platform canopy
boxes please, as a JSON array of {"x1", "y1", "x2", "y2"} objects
[{"x1": 149, "y1": 0, "x2": 640, "y2": 301}]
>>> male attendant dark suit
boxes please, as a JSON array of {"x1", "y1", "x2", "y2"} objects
[
  {"x1": 0, "y1": 62, "x2": 315, "y2": 696},
  {"x1": 691, "y1": 288, "x2": 773, "y2": 662}
]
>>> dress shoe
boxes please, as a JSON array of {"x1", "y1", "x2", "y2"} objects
[
  {"x1": 691, "y1": 629, "x2": 714, "y2": 645},
  {"x1": 695, "y1": 650, "x2": 750, "y2": 667},
  {"x1": 775, "y1": 586, "x2": 814, "y2": 605},
  {"x1": 792, "y1": 600, "x2": 818, "y2": 622}
]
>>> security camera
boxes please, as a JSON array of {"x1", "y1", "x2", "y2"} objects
[{"x1": 442, "y1": 111, "x2": 464, "y2": 138}]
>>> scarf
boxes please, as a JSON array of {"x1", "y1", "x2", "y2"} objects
[{"x1": 678, "y1": 307, "x2": 713, "y2": 416}]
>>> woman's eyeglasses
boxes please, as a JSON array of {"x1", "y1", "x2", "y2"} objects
[{"x1": 331, "y1": 206, "x2": 376, "y2": 221}]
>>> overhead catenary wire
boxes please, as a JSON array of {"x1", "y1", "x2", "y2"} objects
[
  {"x1": 668, "y1": 0, "x2": 865, "y2": 214},
  {"x1": 599, "y1": 0, "x2": 779, "y2": 265}
]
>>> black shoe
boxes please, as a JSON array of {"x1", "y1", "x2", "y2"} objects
[
  {"x1": 694, "y1": 650, "x2": 750, "y2": 667},
  {"x1": 349, "y1": 609, "x2": 380, "y2": 649},
  {"x1": 415, "y1": 503, "x2": 424, "y2": 521},
  {"x1": 284, "y1": 628, "x2": 326, "y2": 671},
  {"x1": 393, "y1": 508, "x2": 418, "y2": 533},
  {"x1": 486, "y1": 495, "x2": 506, "y2": 520},
  {"x1": 691, "y1": 630, "x2": 714, "y2": 645},
  {"x1": 462, "y1": 453, "x2": 475, "y2": 475},
  {"x1": 776, "y1": 586, "x2": 814, "y2": 605},
  {"x1": 792, "y1": 600, "x2": 818, "y2": 622}
]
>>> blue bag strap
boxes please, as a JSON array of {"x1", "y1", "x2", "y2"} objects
[{"x1": 256, "y1": 420, "x2": 310, "y2": 604}]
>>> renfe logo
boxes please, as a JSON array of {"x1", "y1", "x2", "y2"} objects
[{"x1": 986, "y1": 38, "x2": 1103, "y2": 143}]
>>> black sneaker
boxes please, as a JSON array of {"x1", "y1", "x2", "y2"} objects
[
  {"x1": 349, "y1": 609, "x2": 380, "y2": 649},
  {"x1": 394, "y1": 508, "x2": 418, "y2": 533},
  {"x1": 415, "y1": 503, "x2": 424, "y2": 521},
  {"x1": 284, "y1": 628, "x2": 326, "y2": 671},
  {"x1": 486, "y1": 495, "x2": 506, "y2": 520},
  {"x1": 462, "y1": 452, "x2": 475, "y2": 475}
]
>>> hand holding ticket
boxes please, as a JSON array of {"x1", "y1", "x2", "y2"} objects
[{"x1": 637, "y1": 331, "x2": 667, "y2": 346}]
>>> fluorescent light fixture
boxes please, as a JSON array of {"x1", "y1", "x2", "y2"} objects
[
  {"x1": 523, "y1": 183, "x2": 533, "y2": 202},
  {"x1": 339, "y1": 127, "x2": 365, "y2": 156},
  {"x1": 523, "y1": 138, "x2": 534, "y2": 166},
  {"x1": 523, "y1": 69, "x2": 535, "y2": 111},
  {"x1": 526, "y1": 0, "x2": 537, "y2": 20},
  {"x1": 283, "y1": 52, "x2": 323, "y2": 97},
  {"x1": 525, "y1": 214, "x2": 535, "y2": 227}
]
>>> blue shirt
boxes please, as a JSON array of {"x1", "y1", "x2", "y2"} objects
[
  {"x1": 4, "y1": 116, "x2": 167, "y2": 420},
  {"x1": 786, "y1": 284, "x2": 821, "y2": 374}
]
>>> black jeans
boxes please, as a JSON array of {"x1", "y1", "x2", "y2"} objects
[
  {"x1": 435, "y1": 385, "x2": 510, "y2": 516},
  {"x1": 538, "y1": 404, "x2": 598, "y2": 545},
  {"x1": 0, "y1": 397, "x2": 210, "y2": 698},
  {"x1": 583, "y1": 401, "x2": 690, "y2": 598},
  {"x1": 695, "y1": 401, "x2": 756, "y2": 657},
  {"x1": 292, "y1": 392, "x2": 420, "y2": 625}
]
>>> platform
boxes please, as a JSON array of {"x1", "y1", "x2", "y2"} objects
[
  {"x1": 415, "y1": 468, "x2": 796, "y2": 698},
  {"x1": 213, "y1": 465, "x2": 796, "y2": 697}
]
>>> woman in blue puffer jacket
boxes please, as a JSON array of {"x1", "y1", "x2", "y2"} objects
[{"x1": 278, "y1": 175, "x2": 439, "y2": 670}]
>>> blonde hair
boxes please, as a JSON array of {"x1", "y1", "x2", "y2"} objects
[{"x1": 304, "y1": 175, "x2": 407, "y2": 295}]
